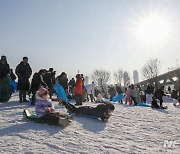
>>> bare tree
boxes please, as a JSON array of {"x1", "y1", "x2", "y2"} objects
[
  {"x1": 142, "y1": 59, "x2": 161, "y2": 79},
  {"x1": 142, "y1": 58, "x2": 161, "y2": 89},
  {"x1": 114, "y1": 69, "x2": 124, "y2": 85},
  {"x1": 92, "y1": 69, "x2": 111, "y2": 91}
]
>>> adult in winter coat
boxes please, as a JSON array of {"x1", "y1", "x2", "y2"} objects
[
  {"x1": 0, "y1": 56, "x2": 11, "y2": 102},
  {"x1": 74, "y1": 74, "x2": 82, "y2": 105},
  {"x1": 15, "y1": 57, "x2": 32, "y2": 102},
  {"x1": 30, "y1": 69, "x2": 47, "y2": 105},
  {"x1": 68, "y1": 78, "x2": 75, "y2": 95},
  {"x1": 0, "y1": 56, "x2": 10, "y2": 79},
  {"x1": 43, "y1": 69, "x2": 55, "y2": 98},
  {"x1": 115, "y1": 84, "x2": 123, "y2": 94},
  {"x1": 86, "y1": 82, "x2": 96, "y2": 102},
  {"x1": 178, "y1": 86, "x2": 180, "y2": 103},
  {"x1": 115, "y1": 84, "x2": 123, "y2": 103},
  {"x1": 151, "y1": 97, "x2": 167, "y2": 109},
  {"x1": 62, "y1": 101, "x2": 115, "y2": 122},
  {"x1": 10, "y1": 69, "x2": 16, "y2": 81},
  {"x1": 56, "y1": 72, "x2": 68, "y2": 92},
  {"x1": 108, "y1": 86, "x2": 116, "y2": 101},
  {"x1": 153, "y1": 86, "x2": 166, "y2": 107}
]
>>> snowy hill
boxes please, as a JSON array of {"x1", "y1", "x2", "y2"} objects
[{"x1": 0, "y1": 94, "x2": 180, "y2": 154}]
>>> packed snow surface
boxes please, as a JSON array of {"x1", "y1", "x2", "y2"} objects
[{"x1": 0, "y1": 94, "x2": 179, "y2": 154}]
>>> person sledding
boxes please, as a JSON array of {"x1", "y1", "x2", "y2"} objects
[
  {"x1": 35, "y1": 87, "x2": 72, "y2": 127},
  {"x1": 61, "y1": 101, "x2": 115, "y2": 122}
]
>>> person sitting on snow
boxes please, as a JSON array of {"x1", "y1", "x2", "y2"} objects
[
  {"x1": 151, "y1": 97, "x2": 167, "y2": 109},
  {"x1": 61, "y1": 101, "x2": 115, "y2": 122},
  {"x1": 35, "y1": 87, "x2": 72, "y2": 126}
]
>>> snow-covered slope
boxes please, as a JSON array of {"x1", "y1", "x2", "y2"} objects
[{"x1": 0, "y1": 94, "x2": 179, "y2": 154}]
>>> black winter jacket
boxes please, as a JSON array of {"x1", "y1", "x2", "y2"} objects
[
  {"x1": 31, "y1": 73, "x2": 47, "y2": 92},
  {"x1": 0, "y1": 61, "x2": 10, "y2": 79}
]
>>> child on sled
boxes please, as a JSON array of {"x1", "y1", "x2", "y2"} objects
[
  {"x1": 61, "y1": 101, "x2": 115, "y2": 122},
  {"x1": 35, "y1": 87, "x2": 72, "y2": 126}
]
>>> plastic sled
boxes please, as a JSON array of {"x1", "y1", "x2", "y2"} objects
[
  {"x1": 23, "y1": 109, "x2": 72, "y2": 126},
  {"x1": 54, "y1": 84, "x2": 69, "y2": 103},
  {"x1": 112, "y1": 93, "x2": 124, "y2": 102},
  {"x1": 137, "y1": 102, "x2": 151, "y2": 107},
  {"x1": 10, "y1": 80, "x2": 17, "y2": 93}
]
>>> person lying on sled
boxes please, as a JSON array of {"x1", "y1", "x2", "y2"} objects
[
  {"x1": 35, "y1": 87, "x2": 72, "y2": 126},
  {"x1": 61, "y1": 101, "x2": 115, "y2": 122}
]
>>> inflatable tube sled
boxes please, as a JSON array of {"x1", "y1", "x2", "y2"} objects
[
  {"x1": 137, "y1": 102, "x2": 151, "y2": 107},
  {"x1": 23, "y1": 109, "x2": 72, "y2": 127},
  {"x1": 112, "y1": 93, "x2": 124, "y2": 102},
  {"x1": 54, "y1": 84, "x2": 69, "y2": 103}
]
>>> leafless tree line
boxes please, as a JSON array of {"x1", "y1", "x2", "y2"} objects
[
  {"x1": 91, "y1": 58, "x2": 161, "y2": 91},
  {"x1": 92, "y1": 69, "x2": 131, "y2": 91}
]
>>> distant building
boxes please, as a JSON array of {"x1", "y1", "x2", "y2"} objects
[{"x1": 133, "y1": 70, "x2": 139, "y2": 84}]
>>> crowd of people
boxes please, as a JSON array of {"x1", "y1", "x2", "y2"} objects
[
  {"x1": 0, "y1": 55, "x2": 180, "y2": 125},
  {"x1": 0, "y1": 56, "x2": 93, "y2": 104}
]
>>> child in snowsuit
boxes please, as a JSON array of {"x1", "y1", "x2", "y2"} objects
[
  {"x1": 35, "y1": 87, "x2": 72, "y2": 126},
  {"x1": 62, "y1": 101, "x2": 115, "y2": 122},
  {"x1": 125, "y1": 87, "x2": 131, "y2": 104}
]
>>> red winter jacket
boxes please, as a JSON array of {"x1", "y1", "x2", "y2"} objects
[{"x1": 74, "y1": 77, "x2": 82, "y2": 95}]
